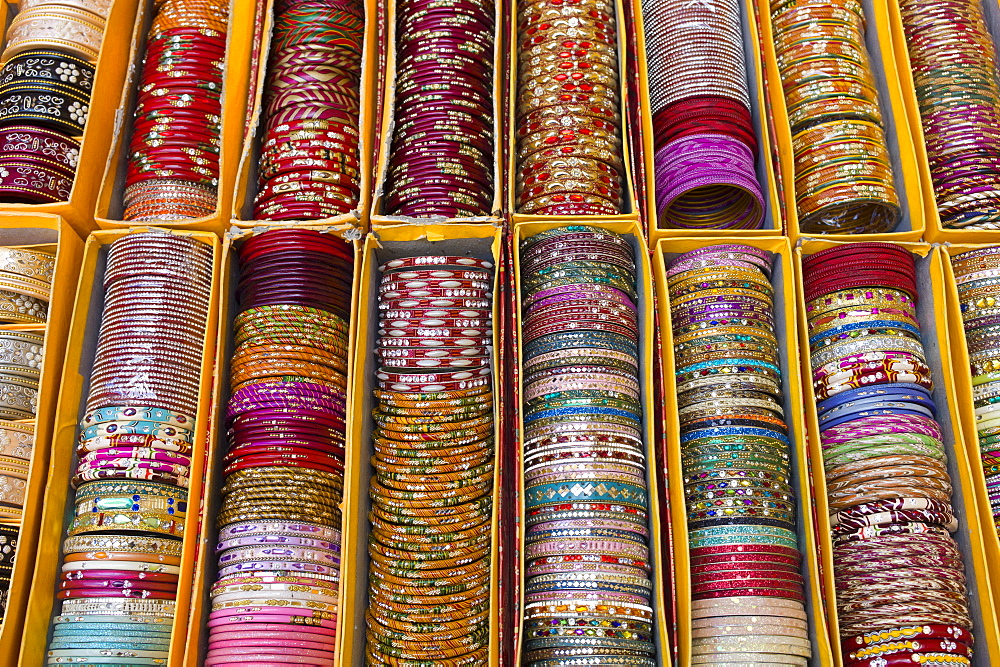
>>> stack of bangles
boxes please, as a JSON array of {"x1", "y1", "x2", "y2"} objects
[
  {"x1": 205, "y1": 229, "x2": 353, "y2": 666},
  {"x1": 364, "y1": 253, "x2": 496, "y2": 664},
  {"x1": 0, "y1": 0, "x2": 107, "y2": 203},
  {"x1": 951, "y1": 248, "x2": 1000, "y2": 536},
  {"x1": 666, "y1": 244, "x2": 811, "y2": 664},
  {"x1": 518, "y1": 226, "x2": 655, "y2": 665},
  {"x1": 0, "y1": 245, "x2": 52, "y2": 619},
  {"x1": 514, "y1": 0, "x2": 625, "y2": 215},
  {"x1": 253, "y1": 0, "x2": 364, "y2": 220},
  {"x1": 803, "y1": 242, "x2": 975, "y2": 665},
  {"x1": 45, "y1": 231, "x2": 212, "y2": 665},
  {"x1": 771, "y1": 0, "x2": 901, "y2": 234},
  {"x1": 642, "y1": 0, "x2": 764, "y2": 230},
  {"x1": 121, "y1": 0, "x2": 228, "y2": 221},
  {"x1": 898, "y1": 0, "x2": 1000, "y2": 229},
  {"x1": 383, "y1": 0, "x2": 495, "y2": 218}
]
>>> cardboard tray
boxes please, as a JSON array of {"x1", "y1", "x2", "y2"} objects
[
  {"x1": 93, "y1": 0, "x2": 257, "y2": 234},
  {"x1": 0, "y1": 214, "x2": 83, "y2": 664},
  {"x1": 230, "y1": 0, "x2": 378, "y2": 232},
  {"x1": 793, "y1": 239, "x2": 1000, "y2": 666},
  {"x1": 0, "y1": 0, "x2": 140, "y2": 235},
  {"x1": 630, "y1": 0, "x2": 784, "y2": 241},
  {"x1": 510, "y1": 220, "x2": 671, "y2": 665},
  {"x1": 652, "y1": 236, "x2": 831, "y2": 664},
  {"x1": 18, "y1": 227, "x2": 221, "y2": 665},
  {"x1": 183, "y1": 226, "x2": 361, "y2": 665},
  {"x1": 755, "y1": 0, "x2": 925, "y2": 242},
  {"x1": 339, "y1": 223, "x2": 503, "y2": 665}
]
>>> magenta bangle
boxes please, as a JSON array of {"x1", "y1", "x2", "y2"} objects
[{"x1": 0, "y1": 159, "x2": 73, "y2": 203}]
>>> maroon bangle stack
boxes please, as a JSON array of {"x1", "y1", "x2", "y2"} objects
[
  {"x1": 46, "y1": 231, "x2": 213, "y2": 664},
  {"x1": 253, "y1": 0, "x2": 365, "y2": 221},
  {"x1": 205, "y1": 229, "x2": 353, "y2": 666},
  {"x1": 383, "y1": 0, "x2": 495, "y2": 218},
  {"x1": 122, "y1": 0, "x2": 229, "y2": 221}
]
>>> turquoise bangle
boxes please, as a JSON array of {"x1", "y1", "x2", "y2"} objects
[{"x1": 524, "y1": 480, "x2": 648, "y2": 510}]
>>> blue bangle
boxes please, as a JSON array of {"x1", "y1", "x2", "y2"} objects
[
  {"x1": 676, "y1": 358, "x2": 780, "y2": 374},
  {"x1": 819, "y1": 394, "x2": 936, "y2": 421},
  {"x1": 819, "y1": 407, "x2": 935, "y2": 431},
  {"x1": 809, "y1": 319, "x2": 921, "y2": 345},
  {"x1": 816, "y1": 381, "x2": 931, "y2": 412},
  {"x1": 681, "y1": 426, "x2": 790, "y2": 445},
  {"x1": 524, "y1": 406, "x2": 642, "y2": 424}
]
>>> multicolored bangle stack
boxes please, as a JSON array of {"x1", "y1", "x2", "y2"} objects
[
  {"x1": 121, "y1": 0, "x2": 228, "y2": 221},
  {"x1": 898, "y1": 0, "x2": 1000, "y2": 229},
  {"x1": 666, "y1": 244, "x2": 811, "y2": 664},
  {"x1": 45, "y1": 231, "x2": 212, "y2": 665},
  {"x1": 0, "y1": 245, "x2": 52, "y2": 620},
  {"x1": 383, "y1": 0, "x2": 495, "y2": 218},
  {"x1": 0, "y1": 0, "x2": 107, "y2": 203},
  {"x1": 253, "y1": 0, "x2": 364, "y2": 221},
  {"x1": 803, "y1": 243, "x2": 975, "y2": 664},
  {"x1": 951, "y1": 247, "x2": 1000, "y2": 537},
  {"x1": 515, "y1": 0, "x2": 624, "y2": 216},
  {"x1": 642, "y1": 0, "x2": 765, "y2": 230},
  {"x1": 518, "y1": 226, "x2": 655, "y2": 665},
  {"x1": 365, "y1": 254, "x2": 495, "y2": 664},
  {"x1": 205, "y1": 229, "x2": 352, "y2": 666},
  {"x1": 771, "y1": 0, "x2": 900, "y2": 234}
]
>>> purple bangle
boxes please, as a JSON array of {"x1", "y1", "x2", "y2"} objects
[
  {"x1": 218, "y1": 521, "x2": 341, "y2": 543},
  {"x1": 0, "y1": 159, "x2": 73, "y2": 202},
  {"x1": 216, "y1": 534, "x2": 341, "y2": 552}
]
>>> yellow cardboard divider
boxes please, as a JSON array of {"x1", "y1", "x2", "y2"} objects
[
  {"x1": 182, "y1": 226, "x2": 361, "y2": 664},
  {"x1": 755, "y1": 0, "x2": 925, "y2": 242},
  {"x1": 93, "y1": 0, "x2": 257, "y2": 235},
  {"x1": 19, "y1": 227, "x2": 221, "y2": 666},
  {"x1": 938, "y1": 243, "x2": 1000, "y2": 622},
  {"x1": 507, "y1": 1, "x2": 640, "y2": 227},
  {"x1": 368, "y1": 0, "x2": 503, "y2": 228},
  {"x1": 629, "y1": 0, "x2": 784, "y2": 241},
  {"x1": 339, "y1": 224, "x2": 502, "y2": 666},
  {"x1": 231, "y1": 0, "x2": 377, "y2": 232},
  {"x1": 652, "y1": 236, "x2": 832, "y2": 666},
  {"x1": 0, "y1": 0, "x2": 140, "y2": 235},
  {"x1": 794, "y1": 239, "x2": 1000, "y2": 666},
  {"x1": 510, "y1": 220, "x2": 670, "y2": 665},
  {"x1": 0, "y1": 214, "x2": 83, "y2": 663}
]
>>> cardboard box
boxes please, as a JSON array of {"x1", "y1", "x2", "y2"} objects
[
  {"x1": 231, "y1": 0, "x2": 378, "y2": 232},
  {"x1": 886, "y1": 0, "x2": 1000, "y2": 243},
  {"x1": 938, "y1": 243, "x2": 1000, "y2": 626},
  {"x1": 510, "y1": 220, "x2": 671, "y2": 665},
  {"x1": 652, "y1": 236, "x2": 832, "y2": 665},
  {"x1": 93, "y1": 0, "x2": 257, "y2": 234},
  {"x1": 630, "y1": 0, "x2": 784, "y2": 241},
  {"x1": 340, "y1": 223, "x2": 503, "y2": 665},
  {"x1": 794, "y1": 239, "x2": 1000, "y2": 666},
  {"x1": 507, "y1": 1, "x2": 640, "y2": 226},
  {"x1": 755, "y1": 0, "x2": 925, "y2": 242},
  {"x1": 183, "y1": 226, "x2": 361, "y2": 665},
  {"x1": 18, "y1": 227, "x2": 221, "y2": 666},
  {"x1": 0, "y1": 0, "x2": 140, "y2": 236},
  {"x1": 368, "y1": 0, "x2": 503, "y2": 227},
  {"x1": 0, "y1": 214, "x2": 83, "y2": 664}
]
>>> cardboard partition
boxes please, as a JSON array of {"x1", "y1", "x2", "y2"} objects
[
  {"x1": 0, "y1": 0, "x2": 140, "y2": 235},
  {"x1": 510, "y1": 220, "x2": 670, "y2": 665},
  {"x1": 756, "y1": 0, "x2": 925, "y2": 242},
  {"x1": 630, "y1": 0, "x2": 783, "y2": 242},
  {"x1": 340, "y1": 223, "x2": 503, "y2": 666},
  {"x1": 93, "y1": 0, "x2": 257, "y2": 234},
  {"x1": 887, "y1": 0, "x2": 1000, "y2": 242},
  {"x1": 368, "y1": 0, "x2": 503, "y2": 228},
  {"x1": 183, "y1": 226, "x2": 361, "y2": 665},
  {"x1": 938, "y1": 243, "x2": 1000, "y2": 622},
  {"x1": 18, "y1": 227, "x2": 221, "y2": 666},
  {"x1": 231, "y1": 0, "x2": 377, "y2": 232},
  {"x1": 507, "y1": 0, "x2": 639, "y2": 226},
  {"x1": 652, "y1": 236, "x2": 831, "y2": 666},
  {"x1": 0, "y1": 215, "x2": 83, "y2": 664},
  {"x1": 794, "y1": 239, "x2": 1000, "y2": 667}
]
